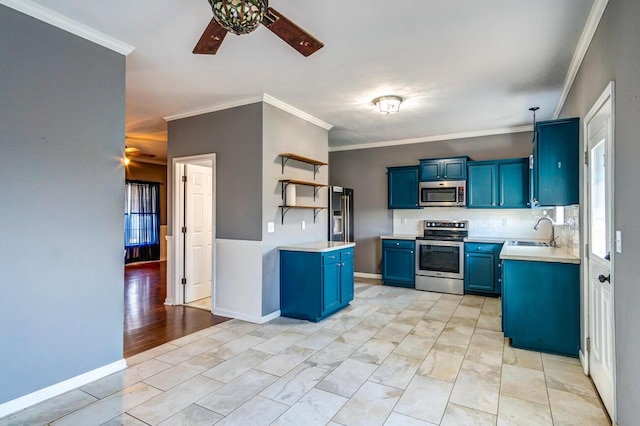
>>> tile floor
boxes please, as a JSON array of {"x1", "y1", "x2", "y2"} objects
[
  {"x1": 185, "y1": 297, "x2": 212, "y2": 311},
  {"x1": 1, "y1": 282, "x2": 610, "y2": 426}
]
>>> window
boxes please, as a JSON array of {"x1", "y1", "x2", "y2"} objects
[{"x1": 124, "y1": 181, "x2": 160, "y2": 263}]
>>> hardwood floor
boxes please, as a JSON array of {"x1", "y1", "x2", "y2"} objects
[{"x1": 124, "y1": 261, "x2": 229, "y2": 358}]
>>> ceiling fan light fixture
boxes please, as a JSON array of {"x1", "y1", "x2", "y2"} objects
[
  {"x1": 373, "y1": 95, "x2": 403, "y2": 115},
  {"x1": 211, "y1": 0, "x2": 268, "y2": 35}
]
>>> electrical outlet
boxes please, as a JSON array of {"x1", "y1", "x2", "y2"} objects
[
  {"x1": 502, "y1": 218, "x2": 508, "y2": 227},
  {"x1": 401, "y1": 218, "x2": 407, "y2": 225},
  {"x1": 301, "y1": 221, "x2": 306, "y2": 230},
  {"x1": 616, "y1": 230, "x2": 622, "y2": 253},
  {"x1": 267, "y1": 222, "x2": 274, "y2": 233}
]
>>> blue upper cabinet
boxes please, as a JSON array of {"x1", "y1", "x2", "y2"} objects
[
  {"x1": 387, "y1": 165, "x2": 420, "y2": 209},
  {"x1": 532, "y1": 118, "x2": 580, "y2": 207},
  {"x1": 467, "y1": 162, "x2": 496, "y2": 207},
  {"x1": 467, "y1": 158, "x2": 528, "y2": 208},
  {"x1": 419, "y1": 157, "x2": 468, "y2": 181}
]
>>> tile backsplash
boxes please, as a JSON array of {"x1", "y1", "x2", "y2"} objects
[{"x1": 393, "y1": 205, "x2": 580, "y2": 252}]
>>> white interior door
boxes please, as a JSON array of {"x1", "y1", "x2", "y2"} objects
[
  {"x1": 184, "y1": 164, "x2": 213, "y2": 303},
  {"x1": 585, "y1": 85, "x2": 614, "y2": 418}
]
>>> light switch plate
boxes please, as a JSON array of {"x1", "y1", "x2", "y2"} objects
[
  {"x1": 301, "y1": 221, "x2": 306, "y2": 230},
  {"x1": 267, "y1": 222, "x2": 274, "y2": 233},
  {"x1": 616, "y1": 230, "x2": 622, "y2": 253}
]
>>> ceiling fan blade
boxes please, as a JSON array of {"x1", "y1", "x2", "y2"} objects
[
  {"x1": 263, "y1": 7, "x2": 324, "y2": 57},
  {"x1": 128, "y1": 151, "x2": 156, "y2": 158},
  {"x1": 193, "y1": 18, "x2": 228, "y2": 55}
]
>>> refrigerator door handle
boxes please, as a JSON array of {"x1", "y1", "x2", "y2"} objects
[
  {"x1": 344, "y1": 195, "x2": 351, "y2": 242},
  {"x1": 341, "y1": 195, "x2": 348, "y2": 242}
]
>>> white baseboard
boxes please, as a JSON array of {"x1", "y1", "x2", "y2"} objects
[
  {"x1": 164, "y1": 298, "x2": 175, "y2": 306},
  {"x1": 0, "y1": 359, "x2": 127, "y2": 418},
  {"x1": 213, "y1": 308, "x2": 281, "y2": 324},
  {"x1": 355, "y1": 272, "x2": 382, "y2": 280},
  {"x1": 579, "y1": 349, "x2": 589, "y2": 375}
]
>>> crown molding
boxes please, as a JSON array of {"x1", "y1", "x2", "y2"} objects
[
  {"x1": 329, "y1": 125, "x2": 532, "y2": 152},
  {"x1": 262, "y1": 94, "x2": 333, "y2": 130},
  {"x1": 165, "y1": 94, "x2": 333, "y2": 130},
  {"x1": 164, "y1": 96, "x2": 264, "y2": 122},
  {"x1": 554, "y1": 0, "x2": 609, "y2": 118},
  {"x1": 1, "y1": 0, "x2": 134, "y2": 55}
]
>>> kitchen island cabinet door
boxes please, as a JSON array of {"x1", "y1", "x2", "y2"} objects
[
  {"x1": 340, "y1": 250, "x2": 354, "y2": 303},
  {"x1": 322, "y1": 256, "x2": 342, "y2": 315},
  {"x1": 280, "y1": 247, "x2": 354, "y2": 322},
  {"x1": 502, "y1": 259, "x2": 580, "y2": 357}
]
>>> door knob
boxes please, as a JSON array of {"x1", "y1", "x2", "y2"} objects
[{"x1": 598, "y1": 274, "x2": 610, "y2": 283}]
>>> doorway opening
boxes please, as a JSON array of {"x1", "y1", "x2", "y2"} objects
[
  {"x1": 171, "y1": 154, "x2": 216, "y2": 312},
  {"x1": 583, "y1": 81, "x2": 616, "y2": 421}
]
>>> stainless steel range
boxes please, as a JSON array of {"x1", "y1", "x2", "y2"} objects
[{"x1": 415, "y1": 220, "x2": 468, "y2": 295}]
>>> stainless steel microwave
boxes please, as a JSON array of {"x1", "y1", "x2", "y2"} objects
[{"x1": 419, "y1": 180, "x2": 466, "y2": 207}]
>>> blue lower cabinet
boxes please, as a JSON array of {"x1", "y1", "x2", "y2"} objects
[
  {"x1": 464, "y1": 243, "x2": 502, "y2": 296},
  {"x1": 280, "y1": 248, "x2": 355, "y2": 322},
  {"x1": 502, "y1": 260, "x2": 580, "y2": 357},
  {"x1": 382, "y1": 239, "x2": 415, "y2": 288}
]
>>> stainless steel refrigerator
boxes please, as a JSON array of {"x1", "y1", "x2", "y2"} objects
[{"x1": 328, "y1": 186, "x2": 354, "y2": 242}]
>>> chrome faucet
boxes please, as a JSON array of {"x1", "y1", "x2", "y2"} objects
[{"x1": 534, "y1": 216, "x2": 556, "y2": 247}]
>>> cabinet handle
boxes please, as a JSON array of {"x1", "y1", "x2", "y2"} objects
[
  {"x1": 396, "y1": 243, "x2": 400, "y2": 246},
  {"x1": 410, "y1": 251, "x2": 413, "y2": 254}
]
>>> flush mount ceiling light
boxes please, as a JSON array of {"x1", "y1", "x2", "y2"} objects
[
  {"x1": 373, "y1": 95, "x2": 403, "y2": 115},
  {"x1": 211, "y1": 0, "x2": 268, "y2": 35}
]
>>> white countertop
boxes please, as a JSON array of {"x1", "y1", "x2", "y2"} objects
[
  {"x1": 380, "y1": 234, "x2": 419, "y2": 240},
  {"x1": 278, "y1": 241, "x2": 356, "y2": 252},
  {"x1": 464, "y1": 236, "x2": 508, "y2": 244},
  {"x1": 500, "y1": 245, "x2": 580, "y2": 264}
]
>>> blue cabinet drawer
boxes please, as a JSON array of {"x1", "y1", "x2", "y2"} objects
[
  {"x1": 382, "y1": 239, "x2": 415, "y2": 250},
  {"x1": 465, "y1": 242, "x2": 501, "y2": 253},
  {"x1": 340, "y1": 249, "x2": 354, "y2": 261},
  {"x1": 322, "y1": 253, "x2": 340, "y2": 264}
]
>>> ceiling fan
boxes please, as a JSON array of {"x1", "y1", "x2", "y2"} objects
[
  {"x1": 124, "y1": 146, "x2": 156, "y2": 159},
  {"x1": 193, "y1": 0, "x2": 324, "y2": 57}
]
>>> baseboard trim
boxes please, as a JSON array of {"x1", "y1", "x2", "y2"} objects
[
  {"x1": 579, "y1": 349, "x2": 589, "y2": 375},
  {"x1": 0, "y1": 359, "x2": 127, "y2": 418},
  {"x1": 164, "y1": 298, "x2": 175, "y2": 306},
  {"x1": 213, "y1": 308, "x2": 281, "y2": 324},
  {"x1": 355, "y1": 272, "x2": 382, "y2": 280}
]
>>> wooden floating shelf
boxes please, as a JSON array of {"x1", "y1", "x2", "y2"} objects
[
  {"x1": 279, "y1": 205, "x2": 327, "y2": 224},
  {"x1": 278, "y1": 179, "x2": 327, "y2": 188},
  {"x1": 279, "y1": 153, "x2": 327, "y2": 179},
  {"x1": 279, "y1": 153, "x2": 328, "y2": 166}
]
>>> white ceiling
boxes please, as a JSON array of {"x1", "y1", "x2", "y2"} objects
[{"x1": 10, "y1": 0, "x2": 597, "y2": 161}]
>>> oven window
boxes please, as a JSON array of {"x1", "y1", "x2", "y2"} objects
[
  {"x1": 418, "y1": 244, "x2": 460, "y2": 273},
  {"x1": 422, "y1": 187, "x2": 457, "y2": 203}
]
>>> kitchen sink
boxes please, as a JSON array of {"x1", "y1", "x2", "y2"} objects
[{"x1": 507, "y1": 240, "x2": 551, "y2": 247}]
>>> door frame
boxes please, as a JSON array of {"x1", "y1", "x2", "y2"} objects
[
  {"x1": 581, "y1": 81, "x2": 616, "y2": 419},
  {"x1": 170, "y1": 153, "x2": 216, "y2": 306}
]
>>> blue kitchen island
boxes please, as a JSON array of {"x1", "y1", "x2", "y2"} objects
[{"x1": 279, "y1": 241, "x2": 356, "y2": 322}]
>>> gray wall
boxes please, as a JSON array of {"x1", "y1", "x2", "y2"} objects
[
  {"x1": 559, "y1": 0, "x2": 640, "y2": 421},
  {"x1": 167, "y1": 103, "x2": 263, "y2": 240},
  {"x1": 329, "y1": 132, "x2": 533, "y2": 273},
  {"x1": 261, "y1": 103, "x2": 329, "y2": 314},
  {"x1": 0, "y1": 6, "x2": 126, "y2": 404}
]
